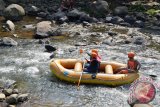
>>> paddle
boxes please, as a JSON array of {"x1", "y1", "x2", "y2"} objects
[{"x1": 77, "y1": 49, "x2": 85, "y2": 90}]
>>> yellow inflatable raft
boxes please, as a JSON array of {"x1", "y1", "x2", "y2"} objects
[{"x1": 50, "y1": 59, "x2": 139, "y2": 86}]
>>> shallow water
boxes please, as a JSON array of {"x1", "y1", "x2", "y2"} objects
[
  {"x1": 0, "y1": 38, "x2": 160, "y2": 107},
  {"x1": 0, "y1": 16, "x2": 160, "y2": 106}
]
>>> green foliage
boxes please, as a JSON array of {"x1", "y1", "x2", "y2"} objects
[{"x1": 146, "y1": 9, "x2": 160, "y2": 16}]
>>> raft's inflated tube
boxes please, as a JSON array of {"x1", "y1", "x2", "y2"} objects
[
  {"x1": 74, "y1": 62, "x2": 82, "y2": 72},
  {"x1": 105, "y1": 65, "x2": 113, "y2": 74}
]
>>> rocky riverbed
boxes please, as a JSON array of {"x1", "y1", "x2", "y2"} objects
[{"x1": 0, "y1": 0, "x2": 160, "y2": 107}]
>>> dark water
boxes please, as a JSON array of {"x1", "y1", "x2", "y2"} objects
[{"x1": 0, "y1": 17, "x2": 160, "y2": 107}]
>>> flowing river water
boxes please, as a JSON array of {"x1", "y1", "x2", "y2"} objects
[{"x1": 0, "y1": 16, "x2": 160, "y2": 107}]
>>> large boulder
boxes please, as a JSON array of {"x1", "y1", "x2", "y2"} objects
[
  {"x1": 35, "y1": 21, "x2": 53, "y2": 38},
  {"x1": 90, "y1": 0, "x2": 109, "y2": 18},
  {"x1": 3, "y1": 4, "x2": 25, "y2": 21},
  {"x1": 6, "y1": 94, "x2": 18, "y2": 104},
  {"x1": 0, "y1": 0, "x2": 5, "y2": 16}
]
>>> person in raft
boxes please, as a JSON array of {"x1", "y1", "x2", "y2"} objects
[
  {"x1": 117, "y1": 52, "x2": 141, "y2": 74},
  {"x1": 84, "y1": 52, "x2": 100, "y2": 79}
]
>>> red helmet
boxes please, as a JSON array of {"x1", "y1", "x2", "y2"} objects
[
  {"x1": 91, "y1": 49, "x2": 98, "y2": 55},
  {"x1": 128, "y1": 52, "x2": 135, "y2": 58},
  {"x1": 91, "y1": 52, "x2": 97, "y2": 58}
]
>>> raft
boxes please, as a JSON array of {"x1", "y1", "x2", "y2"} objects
[{"x1": 50, "y1": 59, "x2": 139, "y2": 86}]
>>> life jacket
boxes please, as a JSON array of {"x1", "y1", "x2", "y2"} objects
[{"x1": 128, "y1": 60, "x2": 138, "y2": 70}]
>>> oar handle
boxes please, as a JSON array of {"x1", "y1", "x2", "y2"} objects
[{"x1": 77, "y1": 61, "x2": 85, "y2": 90}]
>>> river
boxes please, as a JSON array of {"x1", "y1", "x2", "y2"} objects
[{"x1": 0, "y1": 16, "x2": 160, "y2": 107}]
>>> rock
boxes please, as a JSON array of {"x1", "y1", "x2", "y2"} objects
[
  {"x1": 134, "y1": 20, "x2": 145, "y2": 28},
  {"x1": 8, "y1": 105, "x2": 16, "y2": 107},
  {"x1": 79, "y1": 14, "x2": 93, "y2": 23},
  {"x1": 67, "y1": 9, "x2": 86, "y2": 22},
  {"x1": 75, "y1": 42, "x2": 87, "y2": 46},
  {"x1": 17, "y1": 93, "x2": 28, "y2": 102},
  {"x1": 111, "y1": 16, "x2": 124, "y2": 24},
  {"x1": 124, "y1": 15, "x2": 136, "y2": 25},
  {"x1": 35, "y1": 21, "x2": 53, "y2": 38},
  {"x1": 90, "y1": 0, "x2": 109, "y2": 18},
  {"x1": 0, "y1": 93, "x2": 5, "y2": 101},
  {"x1": 23, "y1": 24, "x2": 35, "y2": 30},
  {"x1": 0, "y1": 37, "x2": 18, "y2": 46},
  {"x1": 3, "y1": 4, "x2": 25, "y2": 21},
  {"x1": 58, "y1": 16, "x2": 68, "y2": 24},
  {"x1": 6, "y1": 94, "x2": 18, "y2": 104},
  {"x1": 135, "y1": 12, "x2": 146, "y2": 22},
  {"x1": 53, "y1": 11, "x2": 66, "y2": 21},
  {"x1": 37, "y1": 12, "x2": 48, "y2": 18},
  {"x1": 25, "y1": 4, "x2": 40, "y2": 16},
  {"x1": 0, "y1": 0, "x2": 5, "y2": 16},
  {"x1": 3, "y1": 89, "x2": 13, "y2": 96},
  {"x1": 105, "y1": 16, "x2": 112, "y2": 23},
  {"x1": 45, "y1": 45, "x2": 56, "y2": 52},
  {"x1": 114, "y1": 6, "x2": 128, "y2": 16},
  {"x1": 82, "y1": 21, "x2": 91, "y2": 27},
  {"x1": 107, "y1": 31, "x2": 117, "y2": 36},
  {"x1": 2, "y1": 20, "x2": 15, "y2": 32},
  {"x1": 119, "y1": 22, "x2": 131, "y2": 27},
  {"x1": 133, "y1": 36, "x2": 147, "y2": 45},
  {"x1": 12, "y1": 89, "x2": 18, "y2": 94},
  {"x1": 102, "y1": 38, "x2": 115, "y2": 46},
  {"x1": 50, "y1": 53, "x2": 55, "y2": 59},
  {"x1": 155, "y1": 13, "x2": 160, "y2": 20}
]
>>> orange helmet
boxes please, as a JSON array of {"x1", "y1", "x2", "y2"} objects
[
  {"x1": 91, "y1": 52, "x2": 97, "y2": 58},
  {"x1": 91, "y1": 49, "x2": 98, "y2": 55},
  {"x1": 128, "y1": 52, "x2": 135, "y2": 58}
]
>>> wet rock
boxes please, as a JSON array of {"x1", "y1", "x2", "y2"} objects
[
  {"x1": 102, "y1": 38, "x2": 115, "y2": 46},
  {"x1": 114, "y1": 6, "x2": 128, "y2": 16},
  {"x1": 6, "y1": 94, "x2": 18, "y2": 104},
  {"x1": 25, "y1": 4, "x2": 40, "y2": 16},
  {"x1": 134, "y1": 20, "x2": 145, "y2": 28},
  {"x1": 3, "y1": 89, "x2": 13, "y2": 96},
  {"x1": 90, "y1": 0, "x2": 109, "y2": 18},
  {"x1": 0, "y1": 0, "x2": 5, "y2": 16},
  {"x1": 45, "y1": 44, "x2": 56, "y2": 52},
  {"x1": 124, "y1": 15, "x2": 136, "y2": 25},
  {"x1": 35, "y1": 21, "x2": 53, "y2": 38},
  {"x1": 4, "y1": 4, "x2": 25, "y2": 21},
  {"x1": 2, "y1": 20, "x2": 15, "y2": 32},
  {"x1": 111, "y1": 16, "x2": 124, "y2": 24},
  {"x1": 50, "y1": 53, "x2": 55, "y2": 59},
  {"x1": 0, "y1": 37, "x2": 18, "y2": 46},
  {"x1": 0, "y1": 93, "x2": 5, "y2": 101},
  {"x1": 17, "y1": 93, "x2": 28, "y2": 102},
  {"x1": 133, "y1": 36, "x2": 147, "y2": 45}
]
